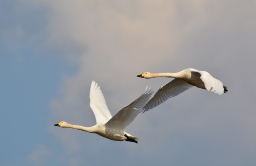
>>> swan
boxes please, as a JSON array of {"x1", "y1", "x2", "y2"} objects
[
  {"x1": 54, "y1": 81, "x2": 153, "y2": 143},
  {"x1": 137, "y1": 68, "x2": 228, "y2": 112}
]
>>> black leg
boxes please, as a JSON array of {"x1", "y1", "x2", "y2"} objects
[{"x1": 124, "y1": 134, "x2": 138, "y2": 144}]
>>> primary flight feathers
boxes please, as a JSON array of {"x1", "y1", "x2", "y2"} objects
[
  {"x1": 54, "y1": 81, "x2": 153, "y2": 143},
  {"x1": 54, "y1": 68, "x2": 227, "y2": 143},
  {"x1": 138, "y1": 68, "x2": 227, "y2": 112}
]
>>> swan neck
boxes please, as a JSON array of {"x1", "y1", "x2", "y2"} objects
[
  {"x1": 155, "y1": 72, "x2": 183, "y2": 78},
  {"x1": 66, "y1": 124, "x2": 95, "y2": 133}
]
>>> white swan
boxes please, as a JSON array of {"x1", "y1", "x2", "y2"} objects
[
  {"x1": 137, "y1": 68, "x2": 228, "y2": 112},
  {"x1": 54, "y1": 81, "x2": 153, "y2": 143}
]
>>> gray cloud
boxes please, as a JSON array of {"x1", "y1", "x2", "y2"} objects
[
  {"x1": 27, "y1": 144, "x2": 52, "y2": 166},
  {"x1": 24, "y1": 0, "x2": 256, "y2": 165}
]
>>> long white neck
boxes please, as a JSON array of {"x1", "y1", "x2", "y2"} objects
[
  {"x1": 153, "y1": 72, "x2": 184, "y2": 78},
  {"x1": 65, "y1": 123, "x2": 96, "y2": 133}
]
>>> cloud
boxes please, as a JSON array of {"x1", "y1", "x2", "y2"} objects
[
  {"x1": 24, "y1": 0, "x2": 256, "y2": 165},
  {"x1": 27, "y1": 144, "x2": 51, "y2": 166}
]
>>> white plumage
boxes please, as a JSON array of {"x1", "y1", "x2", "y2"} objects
[
  {"x1": 54, "y1": 81, "x2": 153, "y2": 143},
  {"x1": 137, "y1": 68, "x2": 227, "y2": 112}
]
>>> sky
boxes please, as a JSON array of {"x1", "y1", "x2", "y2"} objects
[{"x1": 1, "y1": 0, "x2": 256, "y2": 165}]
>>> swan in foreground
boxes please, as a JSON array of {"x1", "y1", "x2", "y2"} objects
[
  {"x1": 137, "y1": 68, "x2": 228, "y2": 112},
  {"x1": 54, "y1": 81, "x2": 153, "y2": 143}
]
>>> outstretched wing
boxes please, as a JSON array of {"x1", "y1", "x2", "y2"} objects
[
  {"x1": 90, "y1": 81, "x2": 112, "y2": 124},
  {"x1": 199, "y1": 71, "x2": 225, "y2": 95},
  {"x1": 143, "y1": 78, "x2": 193, "y2": 112},
  {"x1": 105, "y1": 86, "x2": 153, "y2": 130}
]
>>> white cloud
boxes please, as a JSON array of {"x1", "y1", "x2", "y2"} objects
[
  {"x1": 25, "y1": 0, "x2": 256, "y2": 165},
  {"x1": 27, "y1": 144, "x2": 51, "y2": 166}
]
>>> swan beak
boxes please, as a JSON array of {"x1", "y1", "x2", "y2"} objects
[
  {"x1": 54, "y1": 123, "x2": 59, "y2": 126},
  {"x1": 137, "y1": 74, "x2": 143, "y2": 78}
]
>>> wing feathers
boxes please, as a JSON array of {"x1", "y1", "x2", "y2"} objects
[
  {"x1": 90, "y1": 81, "x2": 112, "y2": 124},
  {"x1": 199, "y1": 71, "x2": 225, "y2": 95},
  {"x1": 143, "y1": 79, "x2": 192, "y2": 112},
  {"x1": 106, "y1": 86, "x2": 153, "y2": 130}
]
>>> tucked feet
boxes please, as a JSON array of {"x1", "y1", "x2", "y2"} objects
[
  {"x1": 224, "y1": 86, "x2": 228, "y2": 93},
  {"x1": 124, "y1": 134, "x2": 138, "y2": 144}
]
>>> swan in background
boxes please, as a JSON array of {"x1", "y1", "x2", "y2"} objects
[
  {"x1": 54, "y1": 81, "x2": 153, "y2": 143},
  {"x1": 137, "y1": 68, "x2": 228, "y2": 112}
]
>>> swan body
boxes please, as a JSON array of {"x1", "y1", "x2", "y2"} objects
[
  {"x1": 54, "y1": 81, "x2": 153, "y2": 143},
  {"x1": 137, "y1": 68, "x2": 228, "y2": 112}
]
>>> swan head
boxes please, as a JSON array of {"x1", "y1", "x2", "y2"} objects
[
  {"x1": 137, "y1": 72, "x2": 152, "y2": 79},
  {"x1": 54, "y1": 121, "x2": 69, "y2": 128}
]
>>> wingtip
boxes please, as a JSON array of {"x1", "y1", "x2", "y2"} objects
[
  {"x1": 91, "y1": 80, "x2": 100, "y2": 88},
  {"x1": 145, "y1": 86, "x2": 153, "y2": 94},
  {"x1": 145, "y1": 86, "x2": 150, "y2": 91},
  {"x1": 91, "y1": 80, "x2": 96, "y2": 86},
  {"x1": 90, "y1": 80, "x2": 101, "y2": 96}
]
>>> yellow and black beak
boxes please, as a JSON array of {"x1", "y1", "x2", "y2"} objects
[
  {"x1": 137, "y1": 74, "x2": 143, "y2": 78},
  {"x1": 54, "y1": 123, "x2": 59, "y2": 126}
]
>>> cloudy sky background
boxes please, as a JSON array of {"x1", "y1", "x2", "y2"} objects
[{"x1": 1, "y1": 0, "x2": 256, "y2": 165}]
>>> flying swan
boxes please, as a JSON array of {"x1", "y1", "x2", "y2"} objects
[
  {"x1": 54, "y1": 81, "x2": 153, "y2": 143},
  {"x1": 137, "y1": 68, "x2": 228, "y2": 112}
]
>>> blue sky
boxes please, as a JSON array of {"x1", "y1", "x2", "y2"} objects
[{"x1": 1, "y1": 0, "x2": 256, "y2": 166}]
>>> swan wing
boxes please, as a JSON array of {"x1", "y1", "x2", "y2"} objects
[
  {"x1": 199, "y1": 71, "x2": 225, "y2": 95},
  {"x1": 143, "y1": 78, "x2": 193, "y2": 112},
  {"x1": 105, "y1": 86, "x2": 153, "y2": 130},
  {"x1": 90, "y1": 81, "x2": 112, "y2": 124}
]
